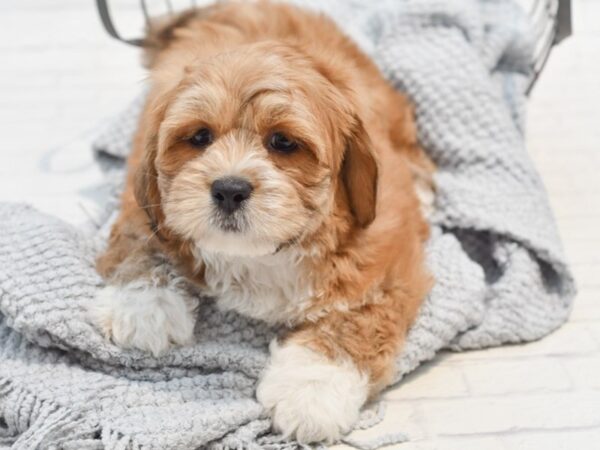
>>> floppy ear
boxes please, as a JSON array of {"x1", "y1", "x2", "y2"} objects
[
  {"x1": 134, "y1": 132, "x2": 164, "y2": 234},
  {"x1": 133, "y1": 86, "x2": 175, "y2": 235},
  {"x1": 133, "y1": 65, "x2": 191, "y2": 238},
  {"x1": 342, "y1": 116, "x2": 379, "y2": 228}
]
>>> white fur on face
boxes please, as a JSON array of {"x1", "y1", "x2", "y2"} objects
[
  {"x1": 162, "y1": 131, "x2": 328, "y2": 258},
  {"x1": 88, "y1": 281, "x2": 198, "y2": 356},
  {"x1": 257, "y1": 341, "x2": 369, "y2": 444}
]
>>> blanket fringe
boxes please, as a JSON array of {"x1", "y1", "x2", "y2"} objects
[{"x1": 0, "y1": 376, "x2": 138, "y2": 450}]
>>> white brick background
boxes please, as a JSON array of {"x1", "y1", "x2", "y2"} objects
[{"x1": 0, "y1": 1, "x2": 598, "y2": 449}]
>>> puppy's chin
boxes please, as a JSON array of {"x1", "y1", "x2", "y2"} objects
[{"x1": 196, "y1": 229, "x2": 279, "y2": 257}]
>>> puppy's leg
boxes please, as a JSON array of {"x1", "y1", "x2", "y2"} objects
[
  {"x1": 256, "y1": 338, "x2": 368, "y2": 444},
  {"x1": 90, "y1": 257, "x2": 197, "y2": 357},
  {"x1": 90, "y1": 215, "x2": 197, "y2": 356},
  {"x1": 257, "y1": 288, "x2": 422, "y2": 443}
]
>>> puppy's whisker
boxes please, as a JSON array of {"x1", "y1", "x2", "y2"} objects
[{"x1": 144, "y1": 222, "x2": 164, "y2": 245}]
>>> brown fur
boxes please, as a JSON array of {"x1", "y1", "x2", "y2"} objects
[{"x1": 98, "y1": 0, "x2": 433, "y2": 399}]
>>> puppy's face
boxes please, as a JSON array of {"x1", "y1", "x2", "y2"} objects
[{"x1": 139, "y1": 43, "x2": 377, "y2": 257}]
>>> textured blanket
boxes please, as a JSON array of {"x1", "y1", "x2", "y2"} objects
[{"x1": 0, "y1": 0, "x2": 575, "y2": 449}]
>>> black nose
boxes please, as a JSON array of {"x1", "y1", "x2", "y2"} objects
[{"x1": 211, "y1": 177, "x2": 253, "y2": 214}]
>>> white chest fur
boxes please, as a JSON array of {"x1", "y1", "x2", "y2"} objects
[{"x1": 196, "y1": 248, "x2": 314, "y2": 325}]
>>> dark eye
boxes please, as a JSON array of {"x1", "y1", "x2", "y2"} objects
[
  {"x1": 268, "y1": 132, "x2": 298, "y2": 153},
  {"x1": 188, "y1": 128, "x2": 213, "y2": 148}
]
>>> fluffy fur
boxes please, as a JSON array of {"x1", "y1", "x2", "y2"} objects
[
  {"x1": 90, "y1": 1, "x2": 433, "y2": 443},
  {"x1": 257, "y1": 340, "x2": 368, "y2": 443},
  {"x1": 197, "y1": 247, "x2": 314, "y2": 324},
  {"x1": 90, "y1": 282, "x2": 197, "y2": 357}
]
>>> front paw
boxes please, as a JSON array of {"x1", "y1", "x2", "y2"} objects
[
  {"x1": 256, "y1": 341, "x2": 368, "y2": 444},
  {"x1": 88, "y1": 283, "x2": 197, "y2": 356}
]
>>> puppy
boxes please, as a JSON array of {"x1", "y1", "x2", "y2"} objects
[{"x1": 91, "y1": 1, "x2": 434, "y2": 443}]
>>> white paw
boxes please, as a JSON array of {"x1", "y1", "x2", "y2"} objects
[
  {"x1": 256, "y1": 341, "x2": 368, "y2": 444},
  {"x1": 88, "y1": 282, "x2": 197, "y2": 356}
]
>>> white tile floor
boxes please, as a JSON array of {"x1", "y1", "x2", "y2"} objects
[{"x1": 0, "y1": 1, "x2": 598, "y2": 449}]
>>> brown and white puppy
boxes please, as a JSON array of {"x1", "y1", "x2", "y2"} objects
[{"x1": 90, "y1": 1, "x2": 434, "y2": 443}]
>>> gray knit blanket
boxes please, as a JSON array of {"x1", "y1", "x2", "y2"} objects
[{"x1": 0, "y1": 1, "x2": 575, "y2": 449}]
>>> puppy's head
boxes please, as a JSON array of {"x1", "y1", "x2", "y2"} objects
[{"x1": 137, "y1": 42, "x2": 377, "y2": 257}]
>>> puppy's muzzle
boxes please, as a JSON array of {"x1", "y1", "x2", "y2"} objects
[{"x1": 211, "y1": 177, "x2": 253, "y2": 215}]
